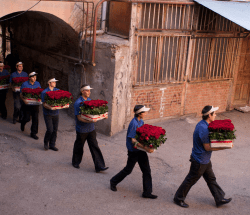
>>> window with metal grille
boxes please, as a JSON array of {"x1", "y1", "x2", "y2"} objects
[
  {"x1": 134, "y1": 3, "x2": 243, "y2": 86},
  {"x1": 190, "y1": 37, "x2": 240, "y2": 81},
  {"x1": 136, "y1": 35, "x2": 189, "y2": 85}
]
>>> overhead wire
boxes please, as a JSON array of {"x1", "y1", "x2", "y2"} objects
[{"x1": 0, "y1": 0, "x2": 42, "y2": 22}]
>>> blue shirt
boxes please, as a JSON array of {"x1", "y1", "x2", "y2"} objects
[
  {"x1": 41, "y1": 87, "x2": 60, "y2": 116},
  {"x1": 74, "y1": 96, "x2": 95, "y2": 133},
  {"x1": 126, "y1": 117, "x2": 144, "y2": 152},
  {"x1": 9, "y1": 71, "x2": 28, "y2": 83},
  {"x1": 20, "y1": 81, "x2": 41, "y2": 92},
  {"x1": 0, "y1": 69, "x2": 9, "y2": 77},
  {"x1": 191, "y1": 120, "x2": 212, "y2": 164}
]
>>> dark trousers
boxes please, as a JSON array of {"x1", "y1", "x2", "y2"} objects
[
  {"x1": 44, "y1": 114, "x2": 59, "y2": 147},
  {"x1": 0, "y1": 90, "x2": 7, "y2": 118},
  {"x1": 21, "y1": 104, "x2": 39, "y2": 135},
  {"x1": 110, "y1": 150, "x2": 153, "y2": 195},
  {"x1": 174, "y1": 156, "x2": 225, "y2": 203},
  {"x1": 13, "y1": 92, "x2": 23, "y2": 120},
  {"x1": 72, "y1": 130, "x2": 106, "y2": 171}
]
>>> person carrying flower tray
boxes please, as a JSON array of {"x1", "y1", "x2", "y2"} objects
[
  {"x1": 41, "y1": 78, "x2": 60, "y2": 151},
  {"x1": 110, "y1": 105, "x2": 158, "y2": 199},
  {"x1": 20, "y1": 72, "x2": 41, "y2": 140},
  {"x1": 174, "y1": 105, "x2": 233, "y2": 208},
  {"x1": 9, "y1": 62, "x2": 28, "y2": 124},
  {"x1": 0, "y1": 62, "x2": 10, "y2": 120},
  {"x1": 72, "y1": 84, "x2": 109, "y2": 173}
]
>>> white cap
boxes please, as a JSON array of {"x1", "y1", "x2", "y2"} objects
[
  {"x1": 48, "y1": 78, "x2": 58, "y2": 84},
  {"x1": 81, "y1": 85, "x2": 93, "y2": 91},
  {"x1": 135, "y1": 106, "x2": 150, "y2": 114},
  {"x1": 16, "y1": 62, "x2": 23, "y2": 66},
  {"x1": 29, "y1": 71, "x2": 37, "y2": 77},
  {"x1": 0, "y1": 63, "x2": 4, "y2": 66},
  {"x1": 203, "y1": 106, "x2": 219, "y2": 116}
]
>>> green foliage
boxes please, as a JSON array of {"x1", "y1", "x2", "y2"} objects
[
  {"x1": 80, "y1": 105, "x2": 108, "y2": 115},
  {"x1": 45, "y1": 95, "x2": 72, "y2": 106},
  {"x1": 23, "y1": 93, "x2": 41, "y2": 100},
  {"x1": 0, "y1": 79, "x2": 9, "y2": 85},
  {"x1": 135, "y1": 134, "x2": 167, "y2": 149},
  {"x1": 209, "y1": 130, "x2": 236, "y2": 141}
]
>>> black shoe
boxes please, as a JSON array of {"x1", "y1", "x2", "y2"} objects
[
  {"x1": 96, "y1": 166, "x2": 109, "y2": 173},
  {"x1": 44, "y1": 143, "x2": 49, "y2": 150},
  {"x1": 1, "y1": 115, "x2": 7, "y2": 120},
  {"x1": 174, "y1": 198, "x2": 189, "y2": 208},
  {"x1": 30, "y1": 134, "x2": 39, "y2": 140},
  {"x1": 142, "y1": 193, "x2": 158, "y2": 199},
  {"x1": 49, "y1": 146, "x2": 58, "y2": 151},
  {"x1": 110, "y1": 181, "x2": 117, "y2": 192},
  {"x1": 72, "y1": 163, "x2": 80, "y2": 169},
  {"x1": 13, "y1": 119, "x2": 17, "y2": 124},
  {"x1": 21, "y1": 123, "x2": 25, "y2": 131},
  {"x1": 216, "y1": 198, "x2": 232, "y2": 207}
]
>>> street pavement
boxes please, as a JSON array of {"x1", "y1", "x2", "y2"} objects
[{"x1": 0, "y1": 91, "x2": 249, "y2": 215}]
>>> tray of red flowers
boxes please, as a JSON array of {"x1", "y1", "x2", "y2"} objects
[
  {"x1": 21, "y1": 88, "x2": 44, "y2": 105},
  {"x1": 12, "y1": 77, "x2": 29, "y2": 92},
  {"x1": 44, "y1": 90, "x2": 73, "y2": 110},
  {"x1": 80, "y1": 100, "x2": 108, "y2": 121},
  {"x1": 0, "y1": 75, "x2": 10, "y2": 90},
  {"x1": 208, "y1": 119, "x2": 236, "y2": 148},
  {"x1": 135, "y1": 124, "x2": 167, "y2": 152}
]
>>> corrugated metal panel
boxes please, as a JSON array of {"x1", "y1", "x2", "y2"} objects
[{"x1": 194, "y1": 0, "x2": 250, "y2": 31}]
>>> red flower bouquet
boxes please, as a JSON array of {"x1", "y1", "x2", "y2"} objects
[
  {"x1": 12, "y1": 77, "x2": 29, "y2": 92},
  {"x1": 21, "y1": 88, "x2": 44, "y2": 105},
  {"x1": 208, "y1": 119, "x2": 236, "y2": 148},
  {"x1": 80, "y1": 99, "x2": 108, "y2": 121},
  {"x1": 22, "y1": 88, "x2": 44, "y2": 99},
  {"x1": 0, "y1": 75, "x2": 10, "y2": 90},
  {"x1": 44, "y1": 90, "x2": 73, "y2": 110},
  {"x1": 135, "y1": 124, "x2": 167, "y2": 150},
  {"x1": 12, "y1": 77, "x2": 29, "y2": 86}
]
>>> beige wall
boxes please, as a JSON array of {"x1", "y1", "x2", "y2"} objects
[{"x1": 0, "y1": 0, "x2": 75, "y2": 24}]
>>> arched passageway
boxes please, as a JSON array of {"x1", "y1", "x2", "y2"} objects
[
  {"x1": 1, "y1": 11, "x2": 82, "y2": 117},
  {"x1": 1, "y1": 11, "x2": 80, "y2": 90}
]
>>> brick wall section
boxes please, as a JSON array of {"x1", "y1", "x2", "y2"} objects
[
  {"x1": 131, "y1": 80, "x2": 231, "y2": 121},
  {"x1": 184, "y1": 81, "x2": 231, "y2": 115},
  {"x1": 131, "y1": 84, "x2": 183, "y2": 121}
]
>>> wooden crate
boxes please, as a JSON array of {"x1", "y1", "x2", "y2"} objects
[
  {"x1": 12, "y1": 86, "x2": 20, "y2": 92},
  {"x1": 44, "y1": 103, "x2": 69, "y2": 110},
  {"x1": 80, "y1": 112, "x2": 108, "y2": 121},
  {"x1": 210, "y1": 140, "x2": 233, "y2": 148},
  {"x1": 23, "y1": 97, "x2": 42, "y2": 105},
  {"x1": 0, "y1": 84, "x2": 9, "y2": 90}
]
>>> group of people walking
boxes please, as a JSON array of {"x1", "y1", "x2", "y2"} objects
[{"x1": 0, "y1": 61, "x2": 233, "y2": 208}]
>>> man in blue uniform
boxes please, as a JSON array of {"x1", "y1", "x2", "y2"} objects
[
  {"x1": 41, "y1": 78, "x2": 60, "y2": 151},
  {"x1": 0, "y1": 62, "x2": 9, "y2": 119},
  {"x1": 72, "y1": 84, "x2": 109, "y2": 173},
  {"x1": 110, "y1": 105, "x2": 157, "y2": 199},
  {"x1": 20, "y1": 72, "x2": 41, "y2": 140},
  {"x1": 174, "y1": 105, "x2": 233, "y2": 208},
  {"x1": 9, "y1": 62, "x2": 28, "y2": 124}
]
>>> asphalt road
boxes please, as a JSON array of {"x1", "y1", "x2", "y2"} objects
[{"x1": 0, "y1": 91, "x2": 249, "y2": 215}]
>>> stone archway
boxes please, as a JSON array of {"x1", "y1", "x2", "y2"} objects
[
  {"x1": 1, "y1": 11, "x2": 80, "y2": 90},
  {"x1": 1, "y1": 11, "x2": 82, "y2": 118}
]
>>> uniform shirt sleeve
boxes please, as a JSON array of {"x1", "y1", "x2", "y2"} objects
[
  {"x1": 9, "y1": 73, "x2": 13, "y2": 83},
  {"x1": 20, "y1": 82, "x2": 25, "y2": 93},
  {"x1": 127, "y1": 121, "x2": 137, "y2": 139},
  {"x1": 74, "y1": 100, "x2": 81, "y2": 116},
  {"x1": 199, "y1": 126, "x2": 210, "y2": 144},
  {"x1": 41, "y1": 89, "x2": 46, "y2": 102}
]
